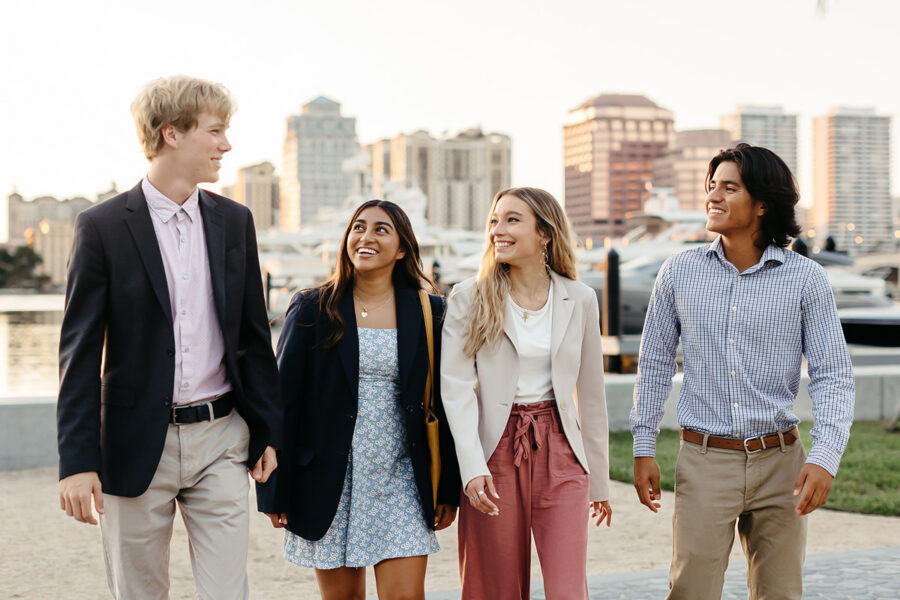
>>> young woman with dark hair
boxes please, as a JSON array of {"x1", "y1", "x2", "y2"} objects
[{"x1": 257, "y1": 200, "x2": 461, "y2": 600}]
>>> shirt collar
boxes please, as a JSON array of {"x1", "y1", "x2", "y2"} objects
[
  {"x1": 706, "y1": 235, "x2": 786, "y2": 273},
  {"x1": 142, "y1": 177, "x2": 200, "y2": 224}
]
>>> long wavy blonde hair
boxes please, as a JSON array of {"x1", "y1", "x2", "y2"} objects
[{"x1": 463, "y1": 187, "x2": 578, "y2": 356}]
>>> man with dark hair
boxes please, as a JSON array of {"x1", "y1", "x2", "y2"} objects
[
  {"x1": 57, "y1": 76, "x2": 281, "y2": 599},
  {"x1": 631, "y1": 143, "x2": 854, "y2": 599}
]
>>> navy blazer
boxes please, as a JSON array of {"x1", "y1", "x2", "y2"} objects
[
  {"x1": 57, "y1": 182, "x2": 282, "y2": 497},
  {"x1": 256, "y1": 285, "x2": 461, "y2": 541}
]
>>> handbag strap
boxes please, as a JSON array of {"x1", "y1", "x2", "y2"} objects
[{"x1": 418, "y1": 289, "x2": 435, "y2": 417}]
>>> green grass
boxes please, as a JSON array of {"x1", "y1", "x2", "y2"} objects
[{"x1": 609, "y1": 420, "x2": 900, "y2": 516}]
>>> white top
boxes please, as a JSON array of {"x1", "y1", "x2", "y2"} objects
[{"x1": 507, "y1": 283, "x2": 554, "y2": 404}]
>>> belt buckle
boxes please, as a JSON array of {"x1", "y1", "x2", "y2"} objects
[
  {"x1": 172, "y1": 406, "x2": 182, "y2": 426},
  {"x1": 743, "y1": 434, "x2": 766, "y2": 454}
]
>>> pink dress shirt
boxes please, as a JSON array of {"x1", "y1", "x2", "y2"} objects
[{"x1": 142, "y1": 178, "x2": 231, "y2": 406}]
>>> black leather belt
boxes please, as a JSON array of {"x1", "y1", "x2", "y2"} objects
[{"x1": 170, "y1": 393, "x2": 235, "y2": 425}]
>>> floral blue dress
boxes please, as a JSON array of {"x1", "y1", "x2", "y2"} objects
[{"x1": 283, "y1": 327, "x2": 440, "y2": 568}]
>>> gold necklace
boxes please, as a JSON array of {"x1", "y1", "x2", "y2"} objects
[
  {"x1": 509, "y1": 281, "x2": 550, "y2": 323},
  {"x1": 353, "y1": 292, "x2": 394, "y2": 318}
]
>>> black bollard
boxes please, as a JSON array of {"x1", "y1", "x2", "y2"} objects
[
  {"x1": 602, "y1": 248, "x2": 622, "y2": 336},
  {"x1": 602, "y1": 248, "x2": 622, "y2": 372}
]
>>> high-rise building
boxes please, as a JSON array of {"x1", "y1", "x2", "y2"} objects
[
  {"x1": 432, "y1": 128, "x2": 511, "y2": 230},
  {"x1": 368, "y1": 130, "x2": 436, "y2": 201},
  {"x1": 6, "y1": 191, "x2": 97, "y2": 287},
  {"x1": 813, "y1": 107, "x2": 892, "y2": 255},
  {"x1": 721, "y1": 105, "x2": 799, "y2": 177},
  {"x1": 280, "y1": 96, "x2": 359, "y2": 231},
  {"x1": 228, "y1": 161, "x2": 278, "y2": 231},
  {"x1": 7, "y1": 193, "x2": 91, "y2": 246},
  {"x1": 32, "y1": 220, "x2": 75, "y2": 286},
  {"x1": 652, "y1": 129, "x2": 733, "y2": 211},
  {"x1": 564, "y1": 94, "x2": 674, "y2": 241},
  {"x1": 368, "y1": 127, "x2": 511, "y2": 230}
]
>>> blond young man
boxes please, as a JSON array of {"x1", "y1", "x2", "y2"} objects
[{"x1": 57, "y1": 76, "x2": 281, "y2": 599}]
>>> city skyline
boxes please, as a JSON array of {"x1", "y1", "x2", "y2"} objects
[{"x1": 2, "y1": 0, "x2": 899, "y2": 238}]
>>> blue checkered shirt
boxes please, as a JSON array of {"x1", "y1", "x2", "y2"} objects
[{"x1": 630, "y1": 237, "x2": 855, "y2": 476}]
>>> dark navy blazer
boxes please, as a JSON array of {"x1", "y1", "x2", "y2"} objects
[
  {"x1": 57, "y1": 182, "x2": 282, "y2": 497},
  {"x1": 256, "y1": 285, "x2": 461, "y2": 541}
]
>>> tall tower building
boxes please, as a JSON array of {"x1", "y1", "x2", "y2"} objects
[
  {"x1": 368, "y1": 128, "x2": 511, "y2": 230},
  {"x1": 280, "y1": 96, "x2": 358, "y2": 231},
  {"x1": 432, "y1": 128, "x2": 511, "y2": 230},
  {"x1": 813, "y1": 107, "x2": 892, "y2": 255},
  {"x1": 721, "y1": 105, "x2": 799, "y2": 177},
  {"x1": 564, "y1": 94, "x2": 674, "y2": 241},
  {"x1": 368, "y1": 130, "x2": 436, "y2": 201},
  {"x1": 230, "y1": 161, "x2": 278, "y2": 231},
  {"x1": 652, "y1": 129, "x2": 733, "y2": 211}
]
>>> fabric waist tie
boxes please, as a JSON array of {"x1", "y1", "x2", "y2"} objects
[{"x1": 510, "y1": 400, "x2": 557, "y2": 467}]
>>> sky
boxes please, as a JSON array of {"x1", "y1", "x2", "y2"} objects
[{"x1": 2, "y1": 0, "x2": 898, "y2": 238}]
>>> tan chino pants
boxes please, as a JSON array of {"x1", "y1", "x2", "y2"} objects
[
  {"x1": 668, "y1": 433, "x2": 808, "y2": 600},
  {"x1": 100, "y1": 409, "x2": 251, "y2": 600}
]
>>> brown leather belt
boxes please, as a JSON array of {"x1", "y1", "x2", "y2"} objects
[{"x1": 681, "y1": 427, "x2": 799, "y2": 453}]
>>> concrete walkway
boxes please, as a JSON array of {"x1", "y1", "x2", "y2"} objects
[{"x1": 425, "y1": 546, "x2": 900, "y2": 599}]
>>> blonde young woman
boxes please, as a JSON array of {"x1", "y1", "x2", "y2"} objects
[{"x1": 441, "y1": 187, "x2": 612, "y2": 599}]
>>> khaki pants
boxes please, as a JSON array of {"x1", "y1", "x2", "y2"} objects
[
  {"x1": 100, "y1": 410, "x2": 251, "y2": 600},
  {"x1": 668, "y1": 434, "x2": 807, "y2": 600}
]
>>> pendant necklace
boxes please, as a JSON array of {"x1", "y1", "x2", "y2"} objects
[
  {"x1": 353, "y1": 292, "x2": 394, "y2": 318},
  {"x1": 510, "y1": 282, "x2": 549, "y2": 323}
]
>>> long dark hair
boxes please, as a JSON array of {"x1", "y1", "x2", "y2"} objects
[
  {"x1": 706, "y1": 143, "x2": 801, "y2": 249},
  {"x1": 305, "y1": 199, "x2": 436, "y2": 347}
]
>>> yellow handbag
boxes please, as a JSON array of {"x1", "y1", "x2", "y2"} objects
[{"x1": 418, "y1": 289, "x2": 441, "y2": 510}]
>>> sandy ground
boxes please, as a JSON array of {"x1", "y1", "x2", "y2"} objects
[{"x1": 1, "y1": 467, "x2": 897, "y2": 599}]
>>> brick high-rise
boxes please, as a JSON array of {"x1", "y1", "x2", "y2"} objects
[{"x1": 564, "y1": 94, "x2": 673, "y2": 242}]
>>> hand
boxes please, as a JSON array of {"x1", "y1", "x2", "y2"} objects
[
  {"x1": 633, "y1": 456, "x2": 662, "y2": 513},
  {"x1": 266, "y1": 513, "x2": 288, "y2": 528},
  {"x1": 433, "y1": 504, "x2": 458, "y2": 530},
  {"x1": 250, "y1": 446, "x2": 278, "y2": 483},
  {"x1": 59, "y1": 471, "x2": 104, "y2": 525},
  {"x1": 591, "y1": 501, "x2": 612, "y2": 527},
  {"x1": 464, "y1": 476, "x2": 500, "y2": 516},
  {"x1": 793, "y1": 463, "x2": 833, "y2": 516}
]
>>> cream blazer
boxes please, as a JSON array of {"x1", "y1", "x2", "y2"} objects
[{"x1": 441, "y1": 271, "x2": 610, "y2": 501}]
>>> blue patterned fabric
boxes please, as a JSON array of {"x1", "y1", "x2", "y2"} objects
[
  {"x1": 283, "y1": 327, "x2": 439, "y2": 568},
  {"x1": 630, "y1": 237, "x2": 855, "y2": 476}
]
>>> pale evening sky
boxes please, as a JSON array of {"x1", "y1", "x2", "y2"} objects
[{"x1": 1, "y1": 0, "x2": 898, "y2": 238}]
